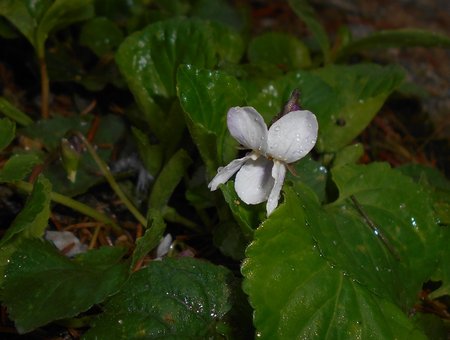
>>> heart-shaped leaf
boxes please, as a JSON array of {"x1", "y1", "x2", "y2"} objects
[
  {"x1": 84, "y1": 257, "x2": 243, "y2": 339},
  {"x1": 242, "y1": 187, "x2": 427, "y2": 338},
  {"x1": 2, "y1": 239, "x2": 128, "y2": 333}
]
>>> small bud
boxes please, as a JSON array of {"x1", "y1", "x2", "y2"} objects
[{"x1": 60, "y1": 136, "x2": 82, "y2": 183}]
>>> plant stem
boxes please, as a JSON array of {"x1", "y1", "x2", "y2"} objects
[
  {"x1": 77, "y1": 132, "x2": 148, "y2": 227},
  {"x1": 13, "y1": 181, "x2": 123, "y2": 234},
  {"x1": 39, "y1": 56, "x2": 50, "y2": 119}
]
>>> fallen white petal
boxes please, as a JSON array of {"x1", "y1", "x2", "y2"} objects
[
  {"x1": 45, "y1": 230, "x2": 88, "y2": 257},
  {"x1": 266, "y1": 161, "x2": 286, "y2": 215},
  {"x1": 208, "y1": 154, "x2": 252, "y2": 190},
  {"x1": 156, "y1": 234, "x2": 173, "y2": 259},
  {"x1": 267, "y1": 110, "x2": 318, "y2": 163},
  {"x1": 235, "y1": 156, "x2": 274, "y2": 204},
  {"x1": 227, "y1": 106, "x2": 268, "y2": 153}
]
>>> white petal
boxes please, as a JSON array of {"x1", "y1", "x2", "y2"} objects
[
  {"x1": 45, "y1": 231, "x2": 88, "y2": 257},
  {"x1": 267, "y1": 110, "x2": 318, "y2": 163},
  {"x1": 266, "y1": 161, "x2": 286, "y2": 216},
  {"x1": 156, "y1": 234, "x2": 173, "y2": 259},
  {"x1": 208, "y1": 154, "x2": 252, "y2": 191},
  {"x1": 235, "y1": 156, "x2": 274, "y2": 204},
  {"x1": 227, "y1": 106, "x2": 268, "y2": 152}
]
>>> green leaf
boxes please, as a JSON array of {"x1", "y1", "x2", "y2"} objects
[
  {"x1": 0, "y1": 0, "x2": 94, "y2": 57},
  {"x1": 36, "y1": 0, "x2": 94, "y2": 57},
  {"x1": 288, "y1": 0, "x2": 330, "y2": 63},
  {"x1": 398, "y1": 164, "x2": 450, "y2": 226},
  {"x1": 0, "y1": 0, "x2": 45, "y2": 49},
  {"x1": 221, "y1": 181, "x2": 261, "y2": 238},
  {"x1": 0, "y1": 175, "x2": 51, "y2": 283},
  {"x1": 191, "y1": 0, "x2": 244, "y2": 31},
  {"x1": 248, "y1": 32, "x2": 311, "y2": 70},
  {"x1": 0, "y1": 175, "x2": 51, "y2": 247},
  {"x1": 84, "y1": 257, "x2": 237, "y2": 339},
  {"x1": 209, "y1": 21, "x2": 245, "y2": 64},
  {"x1": 116, "y1": 18, "x2": 242, "y2": 141},
  {"x1": 397, "y1": 164, "x2": 450, "y2": 299},
  {"x1": 2, "y1": 239, "x2": 128, "y2": 333},
  {"x1": 0, "y1": 97, "x2": 33, "y2": 126},
  {"x1": 332, "y1": 143, "x2": 364, "y2": 168},
  {"x1": 177, "y1": 65, "x2": 245, "y2": 171},
  {"x1": 249, "y1": 64, "x2": 404, "y2": 152},
  {"x1": 79, "y1": 17, "x2": 124, "y2": 57},
  {"x1": 131, "y1": 127, "x2": 163, "y2": 175},
  {"x1": 242, "y1": 187, "x2": 427, "y2": 339},
  {"x1": 0, "y1": 117, "x2": 15, "y2": 151},
  {"x1": 313, "y1": 64, "x2": 404, "y2": 152},
  {"x1": 131, "y1": 210, "x2": 166, "y2": 269},
  {"x1": 0, "y1": 153, "x2": 41, "y2": 183},
  {"x1": 21, "y1": 115, "x2": 92, "y2": 150},
  {"x1": 326, "y1": 163, "x2": 442, "y2": 305},
  {"x1": 289, "y1": 155, "x2": 328, "y2": 202},
  {"x1": 116, "y1": 17, "x2": 217, "y2": 99},
  {"x1": 148, "y1": 149, "x2": 192, "y2": 211},
  {"x1": 428, "y1": 226, "x2": 450, "y2": 299},
  {"x1": 21, "y1": 114, "x2": 126, "y2": 196},
  {"x1": 0, "y1": 16, "x2": 19, "y2": 39},
  {"x1": 337, "y1": 29, "x2": 450, "y2": 61}
]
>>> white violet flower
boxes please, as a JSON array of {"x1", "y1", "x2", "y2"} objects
[{"x1": 208, "y1": 106, "x2": 318, "y2": 216}]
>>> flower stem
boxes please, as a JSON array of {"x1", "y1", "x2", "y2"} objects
[
  {"x1": 77, "y1": 132, "x2": 148, "y2": 227},
  {"x1": 39, "y1": 56, "x2": 49, "y2": 119},
  {"x1": 13, "y1": 180, "x2": 123, "y2": 234}
]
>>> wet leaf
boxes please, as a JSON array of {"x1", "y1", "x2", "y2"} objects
[
  {"x1": 0, "y1": 176, "x2": 51, "y2": 283},
  {"x1": 242, "y1": 187, "x2": 427, "y2": 339},
  {"x1": 397, "y1": 164, "x2": 450, "y2": 299},
  {"x1": 326, "y1": 163, "x2": 442, "y2": 305},
  {"x1": 249, "y1": 64, "x2": 404, "y2": 152},
  {"x1": 177, "y1": 65, "x2": 245, "y2": 172},
  {"x1": 2, "y1": 239, "x2": 128, "y2": 333},
  {"x1": 84, "y1": 257, "x2": 237, "y2": 339},
  {"x1": 116, "y1": 18, "x2": 214, "y2": 98},
  {"x1": 398, "y1": 164, "x2": 450, "y2": 226},
  {"x1": 289, "y1": 156, "x2": 328, "y2": 202},
  {"x1": 116, "y1": 18, "x2": 242, "y2": 141},
  {"x1": 248, "y1": 32, "x2": 311, "y2": 70}
]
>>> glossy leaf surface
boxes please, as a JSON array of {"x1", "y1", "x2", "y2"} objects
[
  {"x1": 2, "y1": 240, "x2": 128, "y2": 333},
  {"x1": 85, "y1": 257, "x2": 237, "y2": 339}
]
